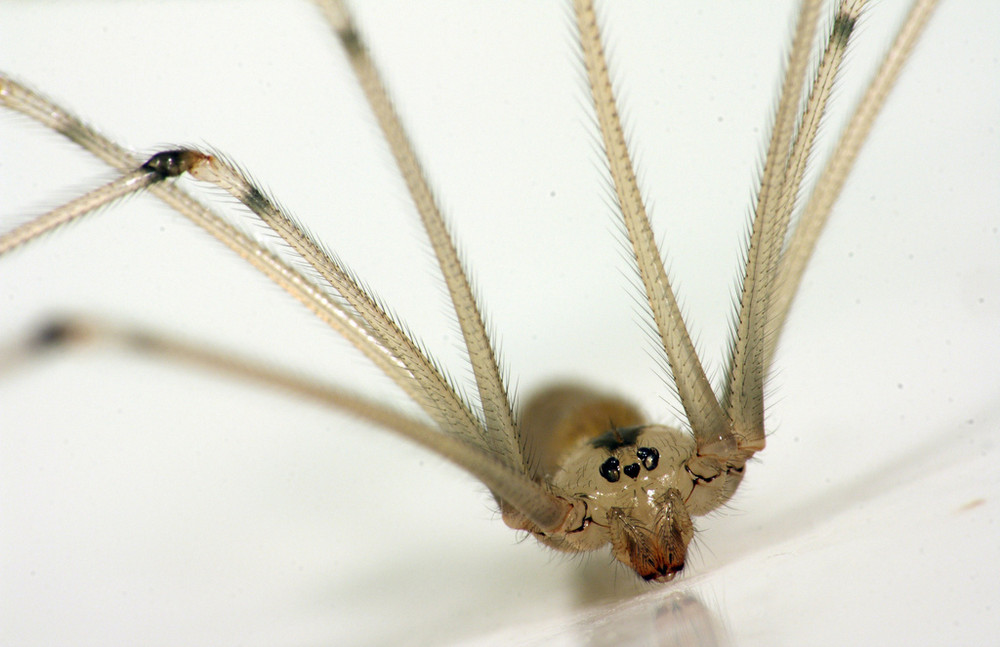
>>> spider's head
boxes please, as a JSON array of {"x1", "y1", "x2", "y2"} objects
[{"x1": 550, "y1": 424, "x2": 697, "y2": 582}]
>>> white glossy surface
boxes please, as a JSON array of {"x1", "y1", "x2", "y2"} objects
[{"x1": 1, "y1": 2, "x2": 998, "y2": 645}]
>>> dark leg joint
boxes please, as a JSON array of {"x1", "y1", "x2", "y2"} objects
[
  {"x1": 30, "y1": 318, "x2": 93, "y2": 350},
  {"x1": 141, "y1": 149, "x2": 206, "y2": 179}
]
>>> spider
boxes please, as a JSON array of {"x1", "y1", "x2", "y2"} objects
[{"x1": 2, "y1": 1, "x2": 997, "y2": 646}]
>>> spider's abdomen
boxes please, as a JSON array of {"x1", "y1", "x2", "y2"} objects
[{"x1": 519, "y1": 384, "x2": 644, "y2": 479}]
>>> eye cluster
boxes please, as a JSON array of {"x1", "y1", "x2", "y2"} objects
[{"x1": 599, "y1": 447, "x2": 659, "y2": 483}]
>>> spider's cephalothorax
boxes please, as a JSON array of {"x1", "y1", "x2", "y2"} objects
[
  {"x1": 0, "y1": 0, "x2": 937, "y2": 585},
  {"x1": 503, "y1": 385, "x2": 749, "y2": 581}
]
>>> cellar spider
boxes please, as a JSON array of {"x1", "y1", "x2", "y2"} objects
[{"x1": 2, "y1": 1, "x2": 998, "y2": 646}]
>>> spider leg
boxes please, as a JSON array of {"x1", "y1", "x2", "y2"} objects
[
  {"x1": 722, "y1": 0, "x2": 825, "y2": 457},
  {"x1": 770, "y1": 0, "x2": 941, "y2": 351},
  {"x1": 691, "y1": 0, "x2": 939, "y2": 515},
  {"x1": 0, "y1": 78, "x2": 402, "y2": 401},
  {"x1": 0, "y1": 314, "x2": 576, "y2": 532},
  {"x1": 0, "y1": 75, "x2": 576, "y2": 533},
  {"x1": 572, "y1": 0, "x2": 729, "y2": 450},
  {"x1": 316, "y1": 0, "x2": 526, "y2": 476},
  {"x1": 0, "y1": 74, "x2": 484, "y2": 458}
]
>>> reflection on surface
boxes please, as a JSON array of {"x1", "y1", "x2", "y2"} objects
[
  {"x1": 582, "y1": 591, "x2": 728, "y2": 647},
  {"x1": 475, "y1": 584, "x2": 729, "y2": 647}
]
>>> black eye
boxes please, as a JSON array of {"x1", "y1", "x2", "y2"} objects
[
  {"x1": 599, "y1": 457, "x2": 620, "y2": 483},
  {"x1": 636, "y1": 447, "x2": 659, "y2": 471}
]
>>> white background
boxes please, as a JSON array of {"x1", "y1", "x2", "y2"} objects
[{"x1": 1, "y1": 1, "x2": 998, "y2": 645}]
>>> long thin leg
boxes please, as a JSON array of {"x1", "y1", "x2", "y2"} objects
[
  {"x1": 0, "y1": 78, "x2": 414, "y2": 407},
  {"x1": 771, "y1": 0, "x2": 867, "y2": 260},
  {"x1": 572, "y1": 0, "x2": 729, "y2": 449},
  {"x1": 0, "y1": 76, "x2": 492, "y2": 462},
  {"x1": 315, "y1": 0, "x2": 526, "y2": 475},
  {"x1": 0, "y1": 315, "x2": 576, "y2": 533},
  {"x1": 723, "y1": 0, "x2": 824, "y2": 454},
  {"x1": 770, "y1": 0, "x2": 941, "y2": 349},
  {"x1": 767, "y1": 0, "x2": 868, "y2": 350},
  {"x1": 180, "y1": 151, "x2": 488, "y2": 449},
  {"x1": 0, "y1": 167, "x2": 162, "y2": 253},
  {"x1": 0, "y1": 142, "x2": 577, "y2": 534},
  {"x1": 685, "y1": 0, "x2": 941, "y2": 516}
]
